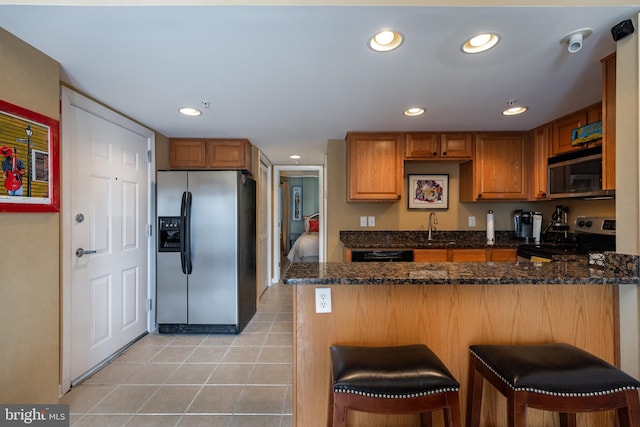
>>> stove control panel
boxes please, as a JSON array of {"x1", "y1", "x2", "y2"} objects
[{"x1": 575, "y1": 216, "x2": 616, "y2": 235}]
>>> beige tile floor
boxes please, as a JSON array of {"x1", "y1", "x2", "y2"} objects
[{"x1": 61, "y1": 282, "x2": 293, "y2": 427}]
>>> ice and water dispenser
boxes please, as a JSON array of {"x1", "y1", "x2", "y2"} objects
[{"x1": 158, "y1": 216, "x2": 182, "y2": 252}]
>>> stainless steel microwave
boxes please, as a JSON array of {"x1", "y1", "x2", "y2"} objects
[{"x1": 547, "y1": 145, "x2": 614, "y2": 199}]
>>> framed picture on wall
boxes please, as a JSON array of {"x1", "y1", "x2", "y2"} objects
[
  {"x1": 292, "y1": 185, "x2": 302, "y2": 221},
  {"x1": 408, "y1": 174, "x2": 449, "y2": 209},
  {"x1": 0, "y1": 99, "x2": 60, "y2": 212}
]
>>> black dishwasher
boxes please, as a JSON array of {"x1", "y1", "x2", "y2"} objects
[{"x1": 351, "y1": 250, "x2": 414, "y2": 262}]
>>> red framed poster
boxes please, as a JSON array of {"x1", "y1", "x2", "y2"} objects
[{"x1": 0, "y1": 99, "x2": 60, "y2": 212}]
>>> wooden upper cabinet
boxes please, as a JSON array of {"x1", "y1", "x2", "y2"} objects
[
  {"x1": 169, "y1": 138, "x2": 252, "y2": 172},
  {"x1": 405, "y1": 133, "x2": 440, "y2": 159},
  {"x1": 441, "y1": 133, "x2": 473, "y2": 159},
  {"x1": 460, "y1": 132, "x2": 528, "y2": 201},
  {"x1": 529, "y1": 124, "x2": 550, "y2": 200},
  {"x1": 170, "y1": 139, "x2": 207, "y2": 168},
  {"x1": 601, "y1": 53, "x2": 616, "y2": 191},
  {"x1": 405, "y1": 132, "x2": 472, "y2": 160},
  {"x1": 550, "y1": 102, "x2": 602, "y2": 156},
  {"x1": 205, "y1": 139, "x2": 251, "y2": 170},
  {"x1": 346, "y1": 132, "x2": 404, "y2": 202}
]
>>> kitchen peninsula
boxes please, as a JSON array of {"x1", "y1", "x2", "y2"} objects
[{"x1": 283, "y1": 254, "x2": 640, "y2": 427}]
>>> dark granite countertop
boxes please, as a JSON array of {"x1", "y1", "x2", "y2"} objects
[
  {"x1": 340, "y1": 230, "x2": 521, "y2": 249},
  {"x1": 282, "y1": 252, "x2": 640, "y2": 285}
]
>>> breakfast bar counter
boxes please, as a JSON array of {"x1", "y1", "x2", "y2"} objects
[{"x1": 283, "y1": 255, "x2": 639, "y2": 427}]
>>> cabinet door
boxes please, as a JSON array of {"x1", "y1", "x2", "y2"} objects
[
  {"x1": 347, "y1": 133, "x2": 404, "y2": 202},
  {"x1": 405, "y1": 132, "x2": 472, "y2": 160},
  {"x1": 551, "y1": 111, "x2": 587, "y2": 156},
  {"x1": 169, "y1": 139, "x2": 206, "y2": 168},
  {"x1": 440, "y1": 133, "x2": 472, "y2": 159},
  {"x1": 206, "y1": 139, "x2": 251, "y2": 171},
  {"x1": 490, "y1": 248, "x2": 517, "y2": 262},
  {"x1": 405, "y1": 133, "x2": 440, "y2": 159},
  {"x1": 472, "y1": 133, "x2": 528, "y2": 200},
  {"x1": 413, "y1": 249, "x2": 449, "y2": 262},
  {"x1": 529, "y1": 125, "x2": 550, "y2": 200},
  {"x1": 601, "y1": 53, "x2": 616, "y2": 191},
  {"x1": 451, "y1": 249, "x2": 486, "y2": 262}
]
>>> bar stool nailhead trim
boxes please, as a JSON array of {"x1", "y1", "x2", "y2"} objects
[{"x1": 470, "y1": 347, "x2": 640, "y2": 397}]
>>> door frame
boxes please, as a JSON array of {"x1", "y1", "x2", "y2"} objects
[
  {"x1": 272, "y1": 163, "x2": 325, "y2": 283},
  {"x1": 60, "y1": 87, "x2": 156, "y2": 395}
]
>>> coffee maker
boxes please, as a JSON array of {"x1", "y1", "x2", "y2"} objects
[
  {"x1": 513, "y1": 210, "x2": 543, "y2": 243},
  {"x1": 542, "y1": 205, "x2": 570, "y2": 242}
]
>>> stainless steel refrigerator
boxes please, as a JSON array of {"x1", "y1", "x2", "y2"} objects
[{"x1": 156, "y1": 170, "x2": 256, "y2": 334}]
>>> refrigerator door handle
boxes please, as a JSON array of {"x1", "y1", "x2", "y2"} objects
[
  {"x1": 185, "y1": 191, "x2": 193, "y2": 274},
  {"x1": 180, "y1": 191, "x2": 187, "y2": 274}
]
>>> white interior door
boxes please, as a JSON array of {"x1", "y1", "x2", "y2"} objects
[{"x1": 61, "y1": 88, "x2": 154, "y2": 389}]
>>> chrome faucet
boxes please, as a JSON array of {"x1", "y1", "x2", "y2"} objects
[{"x1": 427, "y1": 212, "x2": 438, "y2": 241}]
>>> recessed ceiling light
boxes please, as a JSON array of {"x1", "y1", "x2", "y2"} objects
[
  {"x1": 179, "y1": 107, "x2": 202, "y2": 116},
  {"x1": 403, "y1": 107, "x2": 425, "y2": 117},
  {"x1": 290, "y1": 155, "x2": 301, "y2": 159},
  {"x1": 462, "y1": 32, "x2": 500, "y2": 54},
  {"x1": 369, "y1": 30, "x2": 404, "y2": 52},
  {"x1": 502, "y1": 106, "x2": 528, "y2": 116}
]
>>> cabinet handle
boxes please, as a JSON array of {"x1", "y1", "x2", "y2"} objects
[
  {"x1": 478, "y1": 194, "x2": 482, "y2": 199},
  {"x1": 442, "y1": 152, "x2": 447, "y2": 156}
]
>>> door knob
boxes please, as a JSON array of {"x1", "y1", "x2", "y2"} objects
[{"x1": 76, "y1": 248, "x2": 97, "y2": 257}]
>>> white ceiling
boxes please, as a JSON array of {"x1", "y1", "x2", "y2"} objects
[{"x1": 1, "y1": 5, "x2": 637, "y2": 164}]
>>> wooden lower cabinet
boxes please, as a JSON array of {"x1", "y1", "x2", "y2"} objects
[
  {"x1": 451, "y1": 248, "x2": 486, "y2": 262},
  {"x1": 489, "y1": 248, "x2": 518, "y2": 262},
  {"x1": 413, "y1": 249, "x2": 448, "y2": 262}
]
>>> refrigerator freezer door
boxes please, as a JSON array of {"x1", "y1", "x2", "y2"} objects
[
  {"x1": 156, "y1": 172, "x2": 189, "y2": 324},
  {"x1": 187, "y1": 171, "x2": 239, "y2": 325},
  {"x1": 156, "y1": 252, "x2": 188, "y2": 323}
]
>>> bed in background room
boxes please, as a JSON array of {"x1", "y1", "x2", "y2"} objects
[{"x1": 287, "y1": 213, "x2": 319, "y2": 262}]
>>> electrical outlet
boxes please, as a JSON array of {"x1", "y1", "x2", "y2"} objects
[
  {"x1": 368, "y1": 216, "x2": 375, "y2": 227},
  {"x1": 360, "y1": 216, "x2": 367, "y2": 227},
  {"x1": 469, "y1": 216, "x2": 476, "y2": 227},
  {"x1": 315, "y1": 288, "x2": 332, "y2": 313}
]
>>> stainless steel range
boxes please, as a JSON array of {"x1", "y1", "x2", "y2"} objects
[{"x1": 517, "y1": 216, "x2": 615, "y2": 262}]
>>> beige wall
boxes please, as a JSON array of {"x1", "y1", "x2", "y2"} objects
[{"x1": 0, "y1": 28, "x2": 61, "y2": 403}]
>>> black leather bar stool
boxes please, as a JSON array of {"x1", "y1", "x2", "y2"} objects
[
  {"x1": 328, "y1": 344, "x2": 461, "y2": 427},
  {"x1": 467, "y1": 343, "x2": 640, "y2": 427}
]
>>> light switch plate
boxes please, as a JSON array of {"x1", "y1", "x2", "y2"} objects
[
  {"x1": 360, "y1": 216, "x2": 367, "y2": 227},
  {"x1": 469, "y1": 216, "x2": 476, "y2": 227},
  {"x1": 368, "y1": 216, "x2": 375, "y2": 227}
]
